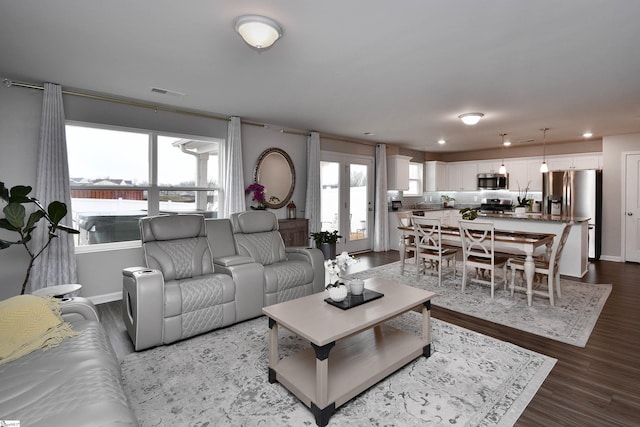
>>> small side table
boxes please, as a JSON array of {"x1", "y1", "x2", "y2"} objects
[{"x1": 32, "y1": 284, "x2": 82, "y2": 298}]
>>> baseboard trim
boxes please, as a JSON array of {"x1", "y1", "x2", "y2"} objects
[
  {"x1": 88, "y1": 291, "x2": 122, "y2": 305},
  {"x1": 598, "y1": 255, "x2": 623, "y2": 262}
]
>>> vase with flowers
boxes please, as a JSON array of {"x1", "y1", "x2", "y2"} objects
[
  {"x1": 245, "y1": 183, "x2": 280, "y2": 210},
  {"x1": 324, "y1": 251, "x2": 358, "y2": 301}
]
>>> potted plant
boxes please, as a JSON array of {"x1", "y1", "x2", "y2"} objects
[
  {"x1": 0, "y1": 182, "x2": 80, "y2": 294},
  {"x1": 459, "y1": 207, "x2": 479, "y2": 221},
  {"x1": 245, "y1": 182, "x2": 279, "y2": 210},
  {"x1": 310, "y1": 230, "x2": 342, "y2": 260},
  {"x1": 516, "y1": 181, "x2": 534, "y2": 212},
  {"x1": 441, "y1": 194, "x2": 455, "y2": 208}
]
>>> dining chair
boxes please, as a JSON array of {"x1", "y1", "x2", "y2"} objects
[
  {"x1": 507, "y1": 223, "x2": 572, "y2": 306},
  {"x1": 413, "y1": 215, "x2": 457, "y2": 286},
  {"x1": 397, "y1": 211, "x2": 417, "y2": 274},
  {"x1": 458, "y1": 220, "x2": 510, "y2": 298}
]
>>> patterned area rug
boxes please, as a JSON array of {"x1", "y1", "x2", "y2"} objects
[
  {"x1": 345, "y1": 261, "x2": 611, "y2": 347},
  {"x1": 121, "y1": 312, "x2": 556, "y2": 427}
]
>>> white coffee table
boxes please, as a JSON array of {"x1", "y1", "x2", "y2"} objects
[{"x1": 262, "y1": 277, "x2": 435, "y2": 427}]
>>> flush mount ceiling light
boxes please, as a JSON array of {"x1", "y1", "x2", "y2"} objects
[
  {"x1": 234, "y1": 15, "x2": 282, "y2": 49},
  {"x1": 540, "y1": 127, "x2": 550, "y2": 173},
  {"x1": 499, "y1": 133, "x2": 507, "y2": 174},
  {"x1": 437, "y1": 139, "x2": 446, "y2": 145},
  {"x1": 458, "y1": 112, "x2": 484, "y2": 125},
  {"x1": 583, "y1": 131, "x2": 593, "y2": 138}
]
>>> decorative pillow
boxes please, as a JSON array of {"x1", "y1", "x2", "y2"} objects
[{"x1": 0, "y1": 294, "x2": 79, "y2": 365}]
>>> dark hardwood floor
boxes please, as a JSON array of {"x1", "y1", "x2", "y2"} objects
[{"x1": 98, "y1": 254, "x2": 640, "y2": 426}]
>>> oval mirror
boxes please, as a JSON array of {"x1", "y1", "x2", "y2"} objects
[{"x1": 254, "y1": 147, "x2": 295, "y2": 209}]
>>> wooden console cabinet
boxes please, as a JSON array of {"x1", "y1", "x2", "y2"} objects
[{"x1": 278, "y1": 218, "x2": 309, "y2": 247}]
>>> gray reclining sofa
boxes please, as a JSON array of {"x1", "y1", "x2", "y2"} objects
[
  {"x1": 123, "y1": 211, "x2": 324, "y2": 351},
  {"x1": 0, "y1": 297, "x2": 138, "y2": 426}
]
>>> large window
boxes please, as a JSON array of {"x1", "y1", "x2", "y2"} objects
[{"x1": 66, "y1": 123, "x2": 222, "y2": 247}]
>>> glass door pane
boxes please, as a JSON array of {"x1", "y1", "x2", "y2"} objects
[
  {"x1": 320, "y1": 161, "x2": 340, "y2": 233},
  {"x1": 349, "y1": 163, "x2": 369, "y2": 242}
]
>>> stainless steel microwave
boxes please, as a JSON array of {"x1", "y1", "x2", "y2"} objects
[{"x1": 477, "y1": 173, "x2": 508, "y2": 190}]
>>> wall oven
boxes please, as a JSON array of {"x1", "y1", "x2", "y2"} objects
[{"x1": 477, "y1": 173, "x2": 508, "y2": 190}]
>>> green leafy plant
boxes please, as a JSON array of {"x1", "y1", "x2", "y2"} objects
[
  {"x1": 516, "y1": 180, "x2": 533, "y2": 208},
  {"x1": 0, "y1": 182, "x2": 79, "y2": 294},
  {"x1": 310, "y1": 230, "x2": 342, "y2": 247},
  {"x1": 459, "y1": 207, "x2": 478, "y2": 221}
]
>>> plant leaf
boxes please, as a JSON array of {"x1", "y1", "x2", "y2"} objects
[
  {"x1": 47, "y1": 201, "x2": 67, "y2": 224},
  {"x1": 9, "y1": 185, "x2": 33, "y2": 203},
  {"x1": 3, "y1": 203, "x2": 26, "y2": 229},
  {"x1": 0, "y1": 239, "x2": 17, "y2": 249},
  {"x1": 25, "y1": 210, "x2": 45, "y2": 230},
  {"x1": 0, "y1": 182, "x2": 9, "y2": 202},
  {"x1": 0, "y1": 217, "x2": 20, "y2": 232},
  {"x1": 57, "y1": 224, "x2": 80, "y2": 234}
]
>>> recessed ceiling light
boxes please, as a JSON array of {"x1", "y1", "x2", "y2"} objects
[
  {"x1": 503, "y1": 141, "x2": 512, "y2": 146},
  {"x1": 583, "y1": 132, "x2": 593, "y2": 138},
  {"x1": 437, "y1": 139, "x2": 446, "y2": 145},
  {"x1": 458, "y1": 112, "x2": 484, "y2": 125},
  {"x1": 363, "y1": 132, "x2": 375, "y2": 136}
]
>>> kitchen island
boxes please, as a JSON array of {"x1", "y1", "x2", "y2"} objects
[{"x1": 479, "y1": 213, "x2": 590, "y2": 278}]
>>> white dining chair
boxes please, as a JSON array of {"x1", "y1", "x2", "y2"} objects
[
  {"x1": 507, "y1": 223, "x2": 572, "y2": 306},
  {"x1": 413, "y1": 215, "x2": 457, "y2": 286},
  {"x1": 397, "y1": 211, "x2": 417, "y2": 275},
  {"x1": 458, "y1": 220, "x2": 510, "y2": 298}
]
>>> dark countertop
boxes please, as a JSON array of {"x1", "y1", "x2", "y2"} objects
[{"x1": 479, "y1": 212, "x2": 590, "y2": 223}]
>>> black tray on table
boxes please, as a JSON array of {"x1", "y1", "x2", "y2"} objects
[{"x1": 324, "y1": 289, "x2": 384, "y2": 310}]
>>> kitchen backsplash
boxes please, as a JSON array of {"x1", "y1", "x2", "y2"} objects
[{"x1": 390, "y1": 190, "x2": 543, "y2": 209}]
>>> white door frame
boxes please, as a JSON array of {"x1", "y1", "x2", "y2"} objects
[
  {"x1": 320, "y1": 151, "x2": 374, "y2": 254},
  {"x1": 622, "y1": 151, "x2": 640, "y2": 262}
]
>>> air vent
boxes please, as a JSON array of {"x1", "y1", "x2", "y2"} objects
[{"x1": 151, "y1": 87, "x2": 185, "y2": 96}]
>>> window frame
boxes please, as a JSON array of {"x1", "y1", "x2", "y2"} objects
[
  {"x1": 67, "y1": 121, "x2": 223, "y2": 252},
  {"x1": 405, "y1": 161, "x2": 424, "y2": 196}
]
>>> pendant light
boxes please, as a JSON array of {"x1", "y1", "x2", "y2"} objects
[
  {"x1": 540, "y1": 128, "x2": 549, "y2": 173},
  {"x1": 499, "y1": 133, "x2": 507, "y2": 174}
]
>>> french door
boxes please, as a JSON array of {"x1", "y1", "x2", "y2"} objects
[{"x1": 320, "y1": 152, "x2": 374, "y2": 253}]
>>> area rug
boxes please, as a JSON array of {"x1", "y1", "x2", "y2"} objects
[
  {"x1": 345, "y1": 261, "x2": 611, "y2": 347},
  {"x1": 121, "y1": 312, "x2": 556, "y2": 427}
]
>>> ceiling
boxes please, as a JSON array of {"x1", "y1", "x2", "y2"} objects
[{"x1": 1, "y1": 1, "x2": 640, "y2": 153}]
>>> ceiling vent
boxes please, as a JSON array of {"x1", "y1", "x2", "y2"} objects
[{"x1": 151, "y1": 87, "x2": 185, "y2": 96}]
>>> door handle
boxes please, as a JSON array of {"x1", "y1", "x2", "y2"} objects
[{"x1": 628, "y1": 212, "x2": 634, "y2": 216}]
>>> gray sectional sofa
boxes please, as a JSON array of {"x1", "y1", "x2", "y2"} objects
[
  {"x1": 0, "y1": 297, "x2": 138, "y2": 426},
  {"x1": 122, "y1": 211, "x2": 324, "y2": 351}
]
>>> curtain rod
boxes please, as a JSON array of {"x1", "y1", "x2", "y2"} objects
[
  {"x1": 2, "y1": 78, "x2": 268, "y2": 127},
  {"x1": 3, "y1": 78, "x2": 377, "y2": 144}
]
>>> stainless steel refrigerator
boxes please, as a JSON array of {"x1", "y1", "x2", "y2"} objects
[{"x1": 542, "y1": 169, "x2": 602, "y2": 260}]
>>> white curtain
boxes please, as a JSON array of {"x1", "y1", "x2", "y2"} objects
[
  {"x1": 30, "y1": 83, "x2": 78, "y2": 292},
  {"x1": 305, "y1": 132, "x2": 321, "y2": 239},
  {"x1": 373, "y1": 144, "x2": 389, "y2": 251},
  {"x1": 221, "y1": 116, "x2": 246, "y2": 218}
]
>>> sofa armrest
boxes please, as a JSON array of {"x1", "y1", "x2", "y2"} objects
[
  {"x1": 60, "y1": 297, "x2": 99, "y2": 323},
  {"x1": 214, "y1": 255, "x2": 255, "y2": 267},
  {"x1": 286, "y1": 247, "x2": 326, "y2": 294},
  {"x1": 122, "y1": 266, "x2": 165, "y2": 351},
  {"x1": 214, "y1": 261, "x2": 264, "y2": 322}
]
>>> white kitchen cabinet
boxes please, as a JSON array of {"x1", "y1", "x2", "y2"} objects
[
  {"x1": 446, "y1": 162, "x2": 477, "y2": 191},
  {"x1": 387, "y1": 155, "x2": 412, "y2": 190},
  {"x1": 424, "y1": 161, "x2": 448, "y2": 191},
  {"x1": 507, "y1": 160, "x2": 529, "y2": 191},
  {"x1": 477, "y1": 160, "x2": 503, "y2": 174},
  {"x1": 527, "y1": 160, "x2": 543, "y2": 191}
]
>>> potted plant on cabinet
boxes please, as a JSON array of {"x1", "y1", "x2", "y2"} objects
[
  {"x1": 0, "y1": 182, "x2": 80, "y2": 294},
  {"x1": 310, "y1": 230, "x2": 342, "y2": 260}
]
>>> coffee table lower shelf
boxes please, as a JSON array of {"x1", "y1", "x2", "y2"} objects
[{"x1": 270, "y1": 323, "x2": 427, "y2": 426}]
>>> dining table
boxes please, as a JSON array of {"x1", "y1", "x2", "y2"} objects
[{"x1": 398, "y1": 224, "x2": 556, "y2": 306}]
